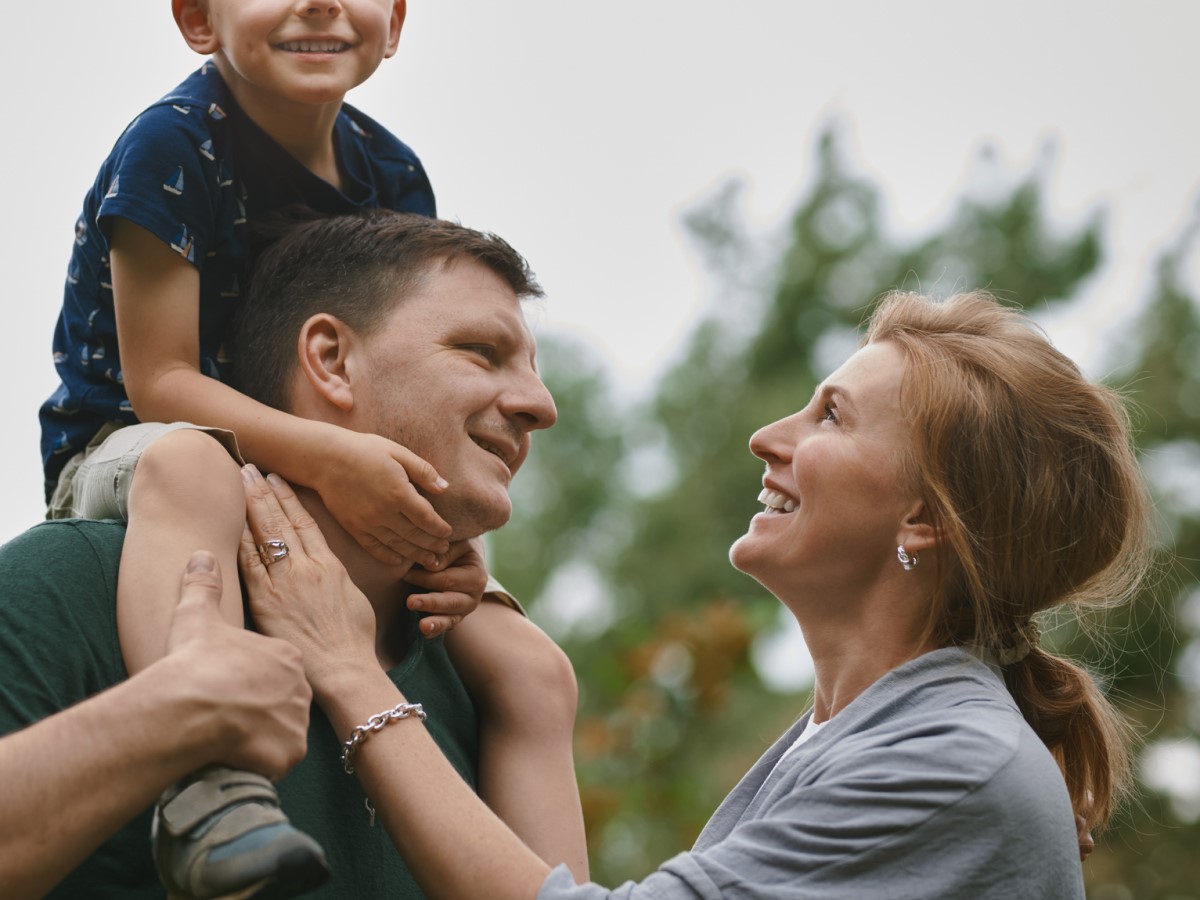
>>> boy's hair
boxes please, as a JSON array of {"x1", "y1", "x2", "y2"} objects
[{"x1": 232, "y1": 209, "x2": 543, "y2": 411}]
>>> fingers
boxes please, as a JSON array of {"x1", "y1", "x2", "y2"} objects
[
  {"x1": 386, "y1": 448, "x2": 454, "y2": 541},
  {"x1": 385, "y1": 493, "x2": 453, "y2": 547},
  {"x1": 417, "y1": 613, "x2": 464, "y2": 638},
  {"x1": 239, "y1": 523, "x2": 268, "y2": 586},
  {"x1": 241, "y1": 466, "x2": 300, "y2": 573},
  {"x1": 256, "y1": 469, "x2": 332, "y2": 559},
  {"x1": 241, "y1": 465, "x2": 345, "y2": 566},
  {"x1": 407, "y1": 590, "x2": 479, "y2": 618},
  {"x1": 358, "y1": 532, "x2": 442, "y2": 570},
  {"x1": 393, "y1": 446, "x2": 450, "y2": 496},
  {"x1": 404, "y1": 565, "x2": 483, "y2": 595},
  {"x1": 166, "y1": 551, "x2": 225, "y2": 652}
]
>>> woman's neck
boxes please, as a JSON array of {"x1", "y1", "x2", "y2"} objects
[{"x1": 794, "y1": 581, "x2": 939, "y2": 723}]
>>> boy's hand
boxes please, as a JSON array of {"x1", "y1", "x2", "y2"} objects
[
  {"x1": 405, "y1": 538, "x2": 488, "y2": 638},
  {"x1": 318, "y1": 430, "x2": 453, "y2": 568}
]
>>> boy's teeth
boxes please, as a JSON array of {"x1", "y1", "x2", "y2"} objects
[
  {"x1": 282, "y1": 41, "x2": 346, "y2": 52},
  {"x1": 757, "y1": 488, "x2": 797, "y2": 512}
]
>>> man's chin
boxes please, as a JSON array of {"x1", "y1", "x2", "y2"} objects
[{"x1": 443, "y1": 491, "x2": 512, "y2": 541}]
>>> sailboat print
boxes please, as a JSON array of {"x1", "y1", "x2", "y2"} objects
[
  {"x1": 163, "y1": 166, "x2": 185, "y2": 196},
  {"x1": 171, "y1": 224, "x2": 195, "y2": 262}
]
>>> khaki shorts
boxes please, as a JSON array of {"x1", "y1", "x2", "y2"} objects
[{"x1": 46, "y1": 421, "x2": 244, "y2": 521}]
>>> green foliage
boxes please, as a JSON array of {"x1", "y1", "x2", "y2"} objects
[
  {"x1": 487, "y1": 333, "x2": 628, "y2": 607},
  {"x1": 490, "y1": 127, "x2": 1200, "y2": 894}
]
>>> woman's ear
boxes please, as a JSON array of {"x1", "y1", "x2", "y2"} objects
[
  {"x1": 173, "y1": 0, "x2": 220, "y2": 55},
  {"x1": 298, "y1": 314, "x2": 356, "y2": 413},
  {"x1": 897, "y1": 500, "x2": 942, "y2": 555}
]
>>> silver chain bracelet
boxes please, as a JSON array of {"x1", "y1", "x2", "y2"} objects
[{"x1": 342, "y1": 702, "x2": 427, "y2": 774}]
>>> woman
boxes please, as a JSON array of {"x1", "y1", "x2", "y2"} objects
[{"x1": 241, "y1": 290, "x2": 1151, "y2": 899}]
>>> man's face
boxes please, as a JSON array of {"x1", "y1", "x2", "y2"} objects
[{"x1": 351, "y1": 258, "x2": 557, "y2": 539}]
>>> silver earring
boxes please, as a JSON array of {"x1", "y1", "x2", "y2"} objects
[{"x1": 897, "y1": 545, "x2": 919, "y2": 571}]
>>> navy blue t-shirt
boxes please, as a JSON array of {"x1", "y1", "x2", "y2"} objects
[{"x1": 40, "y1": 62, "x2": 436, "y2": 500}]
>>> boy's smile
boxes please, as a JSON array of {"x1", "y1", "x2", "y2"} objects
[{"x1": 276, "y1": 39, "x2": 353, "y2": 53}]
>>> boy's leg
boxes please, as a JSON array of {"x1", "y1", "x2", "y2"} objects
[
  {"x1": 445, "y1": 602, "x2": 589, "y2": 880},
  {"x1": 118, "y1": 428, "x2": 245, "y2": 672},
  {"x1": 64, "y1": 423, "x2": 328, "y2": 897}
]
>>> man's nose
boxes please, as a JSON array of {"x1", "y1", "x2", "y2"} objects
[{"x1": 505, "y1": 371, "x2": 557, "y2": 433}]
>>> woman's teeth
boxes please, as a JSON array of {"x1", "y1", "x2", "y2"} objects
[{"x1": 758, "y1": 488, "x2": 797, "y2": 513}]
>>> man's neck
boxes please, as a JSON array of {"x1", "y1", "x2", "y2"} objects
[{"x1": 294, "y1": 486, "x2": 417, "y2": 669}]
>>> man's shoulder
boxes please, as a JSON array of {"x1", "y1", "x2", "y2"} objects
[
  {"x1": 0, "y1": 521, "x2": 126, "y2": 738},
  {"x1": 0, "y1": 519, "x2": 125, "y2": 605},
  {"x1": 1, "y1": 518, "x2": 126, "y2": 558}
]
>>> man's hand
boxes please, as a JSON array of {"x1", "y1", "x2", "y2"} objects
[{"x1": 165, "y1": 551, "x2": 312, "y2": 779}]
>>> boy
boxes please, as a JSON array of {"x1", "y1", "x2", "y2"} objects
[{"x1": 39, "y1": 2, "x2": 586, "y2": 897}]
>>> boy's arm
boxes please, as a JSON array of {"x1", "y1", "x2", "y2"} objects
[{"x1": 109, "y1": 220, "x2": 451, "y2": 566}]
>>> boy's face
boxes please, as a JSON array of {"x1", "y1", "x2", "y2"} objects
[{"x1": 176, "y1": 0, "x2": 405, "y2": 109}]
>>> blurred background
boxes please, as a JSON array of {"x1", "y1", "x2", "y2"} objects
[{"x1": 3, "y1": 2, "x2": 1198, "y2": 895}]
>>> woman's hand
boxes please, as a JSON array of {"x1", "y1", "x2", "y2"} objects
[{"x1": 239, "y1": 465, "x2": 378, "y2": 697}]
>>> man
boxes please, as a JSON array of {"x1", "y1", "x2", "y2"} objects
[{"x1": 0, "y1": 211, "x2": 570, "y2": 898}]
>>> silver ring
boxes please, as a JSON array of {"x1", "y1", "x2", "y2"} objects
[{"x1": 258, "y1": 539, "x2": 290, "y2": 567}]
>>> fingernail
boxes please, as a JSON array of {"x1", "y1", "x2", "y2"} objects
[
  {"x1": 409, "y1": 597, "x2": 424, "y2": 611},
  {"x1": 266, "y1": 473, "x2": 284, "y2": 487},
  {"x1": 187, "y1": 551, "x2": 216, "y2": 573},
  {"x1": 242, "y1": 464, "x2": 260, "y2": 484},
  {"x1": 434, "y1": 477, "x2": 449, "y2": 490}
]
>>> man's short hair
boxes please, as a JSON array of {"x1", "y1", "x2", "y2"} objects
[{"x1": 232, "y1": 210, "x2": 543, "y2": 411}]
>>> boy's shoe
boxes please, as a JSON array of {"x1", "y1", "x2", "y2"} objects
[{"x1": 152, "y1": 766, "x2": 330, "y2": 900}]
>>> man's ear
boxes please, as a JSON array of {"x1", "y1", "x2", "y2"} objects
[
  {"x1": 383, "y1": 0, "x2": 407, "y2": 58},
  {"x1": 298, "y1": 314, "x2": 356, "y2": 413},
  {"x1": 897, "y1": 500, "x2": 943, "y2": 556},
  {"x1": 173, "y1": 0, "x2": 220, "y2": 55}
]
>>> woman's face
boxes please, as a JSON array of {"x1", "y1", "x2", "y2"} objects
[{"x1": 729, "y1": 340, "x2": 920, "y2": 602}]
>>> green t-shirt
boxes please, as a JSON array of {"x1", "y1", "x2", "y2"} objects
[{"x1": 0, "y1": 519, "x2": 479, "y2": 898}]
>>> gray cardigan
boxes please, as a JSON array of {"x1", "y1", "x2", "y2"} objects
[{"x1": 540, "y1": 647, "x2": 1084, "y2": 899}]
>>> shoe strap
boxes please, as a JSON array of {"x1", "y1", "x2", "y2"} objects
[
  {"x1": 190, "y1": 797, "x2": 291, "y2": 849},
  {"x1": 159, "y1": 770, "x2": 280, "y2": 836}
]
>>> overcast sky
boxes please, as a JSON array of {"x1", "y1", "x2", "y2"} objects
[{"x1": 2, "y1": 0, "x2": 1198, "y2": 548}]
